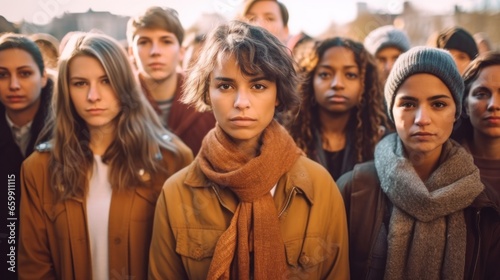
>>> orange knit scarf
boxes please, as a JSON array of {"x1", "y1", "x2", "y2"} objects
[{"x1": 199, "y1": 120, "x2": 301, "y2": 280}]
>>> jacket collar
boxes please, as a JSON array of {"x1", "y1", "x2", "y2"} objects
[
  {"x1": 471, "y1": 188, "x2": 500, "y2": 217},
  {"x1": 183, "y1": 157, "x2": 315, "y2": 211}
]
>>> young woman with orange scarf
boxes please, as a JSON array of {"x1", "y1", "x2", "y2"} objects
[{"x1": 148, "y1": 20, "x2": 350, "y2": 280}]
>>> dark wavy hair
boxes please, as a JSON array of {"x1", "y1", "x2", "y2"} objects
[
  {"x1": 452, "y1": 51, "x2": 500, "y2": 143},
  {"x1": 289, "y1": 37, "x2": 388, "y2": 163},
  {"x1": 182, "y1": 20, "x2": 300, "y2": 115}
]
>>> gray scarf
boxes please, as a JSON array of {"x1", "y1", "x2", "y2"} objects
[{"x1": 374, "y1": 133, "x2": 484, "y2": 280}]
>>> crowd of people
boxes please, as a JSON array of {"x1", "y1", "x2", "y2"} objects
[{"x1": 0, "y1": 0, "x2": 498, "y2": 279}]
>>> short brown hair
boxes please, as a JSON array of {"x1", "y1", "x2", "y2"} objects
[
  {"x1": 126, "y1": 6, "x2": 184, "y2": 45},
  {"x1": 182, "y1": 20, "x2": 299, "y2": 114}
]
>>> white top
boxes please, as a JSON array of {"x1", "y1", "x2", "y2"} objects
[
  {"x1": 270, "y1": 184, "x2": 277, "y2": 197},
  {"x1": 86, "y1": 155, "x2": 112, "y2": 280}
]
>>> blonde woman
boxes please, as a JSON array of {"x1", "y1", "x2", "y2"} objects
[{"x1": 19, "y1": 32, "x2": 192, "y2": 280}]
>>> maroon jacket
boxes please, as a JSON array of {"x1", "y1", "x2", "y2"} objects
[{"x1": 140, "y1": 73, "x2": 216, "y2": 155}]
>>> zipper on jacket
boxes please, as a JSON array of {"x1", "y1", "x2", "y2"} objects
[
  {"x1": 278, "y1": 187, "x2": 297, "y2": 218},
  {"x1": 471, "y1": 209, "x2": 481, "y2": 279}
]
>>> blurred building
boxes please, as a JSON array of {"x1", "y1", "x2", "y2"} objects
[
  {"x1": 0, "y1": 16, "x2": 19, "y2": 34},
  {"x1": 321, "y1": 1, "x2": 500, "y2": 50},
  {"x1": 19, "y1": 9, "x2": 129, "y2": 42},
  {"x1": 5, "y1": 3, "x2": 500, "y2": 51}
]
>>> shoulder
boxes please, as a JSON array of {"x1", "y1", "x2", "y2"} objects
[
  {"x1": 22, "y1": 150, "x2": 51, "y2": 173},
  {"x1": 291, "y1": 155, "x2": 332, "y2": 179},
  {"x1": 165, "y1": 160, "x2": 193, "y2": 184},
  {"x1": 337, "y1": 161, "x2": 379, "y2": 194},
  {"x1": 160, "y1": 161, "x2": 201, "y2": 199},
  {"x1": 170, "y1": 135, "x2": 193, "y2": 158},
  {"x1": 159, "y1": 134, "x2": 194, "y2": 165},
  {"x1": 287, "y1": 155, "x2": 336, "y2": 190},
  {"x1": 287, "y1": 156, "x2": 341, "y2": 200},
  {"x1": 341, "y1": 161, "x2": 378, "y2": 182},
  {"x1": 471, "y1": 187, "x2": 500, "y2": 217}
]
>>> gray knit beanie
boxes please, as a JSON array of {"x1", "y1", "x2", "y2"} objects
[
  {"x1": 384, "y1": 46, "x2": 464, "y2": 122},
  {"x1": 364, "y1": 25, "x2": 411, "y2": 56}
]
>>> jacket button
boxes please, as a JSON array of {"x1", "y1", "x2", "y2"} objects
[
  {"x1": 299, "y1": 253, "x2": 310, "y2": 266},
  {"x1": 114, "y1": 237, "x2": 121, "y2": 244}
]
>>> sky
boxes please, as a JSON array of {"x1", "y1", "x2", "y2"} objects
[{"x1": 0, "y1": 0, "x2": 493, "y2": 37}]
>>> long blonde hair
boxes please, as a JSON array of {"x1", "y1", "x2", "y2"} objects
[{"x1": 44, "y1": 32, "x2": 182, "y2": 200}]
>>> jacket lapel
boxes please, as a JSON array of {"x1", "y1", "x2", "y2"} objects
[{"x1": 64, "y1": 197, "x2": 92, "y2": 280}]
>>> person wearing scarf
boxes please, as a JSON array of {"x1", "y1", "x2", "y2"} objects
[
  {"x1": 451, "y1": 51, "x2": 500, "y2": 279},
  {"x1": 148, "y1": 21, "x2": 350, "y2": 280},
  {"x1": 337, "y1": 46, "x2": 497, "y2": 280}
]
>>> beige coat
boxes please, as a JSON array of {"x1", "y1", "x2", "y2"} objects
[
  {"x1": 19, "y1": 140, "x2": 192, "y2": 280},
  {"x1": 149, "y1": 156, "x2": 350, "y2": 280}
]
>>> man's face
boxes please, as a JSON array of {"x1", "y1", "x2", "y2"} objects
[{"x1": 129, "y1": 28, "x2": 184, "y2": 82}]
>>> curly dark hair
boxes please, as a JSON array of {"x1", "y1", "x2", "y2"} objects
[{"x1": 288, "y1": 37, "x2": 389, "y2": 163}]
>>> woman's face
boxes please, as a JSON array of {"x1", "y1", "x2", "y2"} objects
[
  {"x1": 313, "y1": 46, "x2": 362, "y2": 116},
  {"x1": 0, "y1": 48, "x2": 47, "y2": 116},
  {"x1": 68, "y1": 55, "x2": 121, "y2": 134},
  {"x1": 448, "y1": 49, "x2": 472, "y2": 75},
  {"x1": 466, "y1": 65, "x2": 500, "y2": 139},
  {"x1": 208, "y1": 54, "x2": 278, "y2": 148},
  {"x1": 392, "y1": 73, "x2": 456, "y2": 158},
  {"x1": 244, "y1": 0, "x2": 289, "y2": 43}
]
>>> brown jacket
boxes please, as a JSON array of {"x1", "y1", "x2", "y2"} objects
[
  {"x1": 149, "y1": 156, "x2": 350, "y2": 280},
  {"x1": 19, "y1": 139, "x2": 193, "y2": 280}
]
